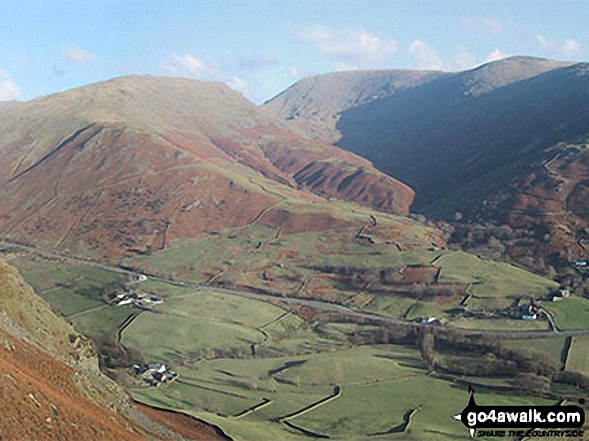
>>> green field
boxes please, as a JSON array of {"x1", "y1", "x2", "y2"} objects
[
  {"x1": 71, "y1": 305, "x2": 134, "y2": 340},
  {"x1": 544, "y1": 297, "x2": 589, "y2": 330},
  {"x1": 272, "y1": 345, "x2": 421, "y2": 385},
  {"x1": 118, "y1": 284, "x2": 562, "y2": 441},
  {"x1": 504, "y1": 336, "x2": 566, "y2": 362},
  {"x1": 6, "y1": 249, "x2": 576, "y2": 441},
  {"x1": 291, "y1": 376, "x2": 554, "y2": 439},
  {"x1": 122, "y1": 226, "x2": 557, "y2": 329},
  {"x1": 11, "y1": 256, "x2": 126, "y2": 318},
  {"x1": 436, "y1": 252, "x2": 558, "y2": 298},
  {"x1": 567, "y1": 336, "x2": 589, "y2": 375}
]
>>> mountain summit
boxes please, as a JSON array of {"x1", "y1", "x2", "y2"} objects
[
  {"x1": 0, "y1": 76, "x2": 413, "y2": 258},
  {"x1": 266, "y1": 57, "x2": 589, "y2": 265}
]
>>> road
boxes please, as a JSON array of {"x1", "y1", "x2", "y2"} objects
[{"x1": 3, "y1": 239, "x2": 589, "y2": 339}]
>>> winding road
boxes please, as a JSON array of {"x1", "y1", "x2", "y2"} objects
[{"x1": 3, "y1": 240, "x2": 589, "y2": 339}]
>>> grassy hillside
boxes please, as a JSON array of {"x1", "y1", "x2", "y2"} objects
[
  {"x1": 0, "y1": 259, "x2": 229, "y2": 440},
  {"x1": 0, "y1": 76, "x2": 417, "y2": 262}
]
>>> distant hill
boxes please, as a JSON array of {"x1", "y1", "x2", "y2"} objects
[
  {"x1": 264, "y1": 69, "x2": 444, "y2": 143},
  {"x1": 265, "y1": 56, "x2": 589, "y2": 265},
  {"x1": 0, "y1": 100, "x2": 19, "y2": 110},
  {"x1": 0, "y1": 76, "x2": 414, "y2": 259}
]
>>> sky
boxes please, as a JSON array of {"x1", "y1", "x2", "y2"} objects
[{"x1": 1, "y1": 0, "x2": 588, "y2": 104}]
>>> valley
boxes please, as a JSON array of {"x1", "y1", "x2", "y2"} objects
[
  {"x1": 3, "y1": 217, "x2": 587, "y2": 440},
  {"x1": 1, "y1": 61, "x2": 589, "y2": 440},
  {"x1": 265, "y1": 57, "x2": 589, "y2": 273}
]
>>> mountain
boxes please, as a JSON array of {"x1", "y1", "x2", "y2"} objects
[
  {"x1": 265, "y1": 57, "x2": 589, "y2": 265},
  {"x1": 0, "y1": 100, "x2": 19, "y2": 109},
  {"x1": 264, "y1": 69, "x2": 444, "y2": 143},
  {"x1": 0, "y1": 76, "x2": 414, "y2": 259},
  {"x1": 0, "y1": 259, "x2": 227, "y2": 440}
]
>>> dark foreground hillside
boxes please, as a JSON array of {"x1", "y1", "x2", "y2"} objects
[{"x1": 266, "y1": 56, "x2": 589, "y2": 268}]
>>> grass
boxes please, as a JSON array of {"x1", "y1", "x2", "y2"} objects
[
  {"x1": 11, "y1": 257, "x2": 126, "y2": 318},
  {"x1": 566, "y1": 336, "x2": 589, "y2": 375},
  {"x1": 274, "y1": 345, "x2": 422, "y2": 385},
  {"x1": 503, "y1": 336, "x2": 566, "y2": 362},
  {"x1": 437, "y1": 252, "x2": 557, "y2": 298},
  {"x1": 543, "y1": 297, "x2": 589, "y2": 330},
  {"x1": 123, "y1": 313, "x2": 264, "y2": 363},
  {"x1": 126, "y1": 304, "x2": 559, "y2": 441},
  {"x1": 70, "y1": 305, "x2": 133, "y2": 340},
  {"x1": 123, "y1": 227, "x2": 558, "y2": 328},
  {"x1": 452, "y1": 317, "x2": 550, "y2": 331},
  {"x1": 291, "y1": 375, "x2": 555, "y2": 440},
  {"x1": 120, "y1": 288, "x2": 295, "y2": 362},
  {"x1": 42, "y1": 287, "x2": 104, "y2": 316},
  {"x1": 4, "y1": 250, "x2": 574, "y2": 440}
]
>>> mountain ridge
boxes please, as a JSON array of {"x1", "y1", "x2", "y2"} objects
[
  {"x1": 265, "y1": 56, "x2": 589, "y2": 266},
  {"x1": 0, "y1": 75, "x2": 415, "y2": 259}
]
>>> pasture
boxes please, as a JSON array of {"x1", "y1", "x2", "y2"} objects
[
  {"x1": 566, "y1": 336, "x2": 589, "y2": 375},
  {"x1": 5, "y1": 250, "x2": 572, "y2": 441},
  {"x1": 123, "y1": 226, "x2": 557, "y2": 330},
  {"x1": 544, "y1": 297, "x2": 589, "y2": 330}
]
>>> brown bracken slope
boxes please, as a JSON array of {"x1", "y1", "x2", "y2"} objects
[{"x1": 0, "y1": 76, "x2": 413, "y2": 260}]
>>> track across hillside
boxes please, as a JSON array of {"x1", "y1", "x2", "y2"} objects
[{"x1": 3, "y1": 239, "x2": 588, "y2": 339}]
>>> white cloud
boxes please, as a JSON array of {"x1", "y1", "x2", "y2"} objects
[
  {"x1": 408, "y1": 40, "x2": 509, "y2": 72},
  {"x1": 288, "y1": 67, "x2": 301, "y2": 80},
  {"x1": 563, "y1": 39, "x2": 582, "y2": 56},
  {"x1": 408, "y1": 40, "x2": 444, "y2": 70},
  {"x1": 481, "y1": 18, "x2": 511, "y2": 36},
  {"x1": 0, "y1": 68, "x2": 23, "y2": 101},
  {"x1": 64, "y1": 46, "x2": 98, "y2": 64},
  {"x1": 161, "y1": 53, "x2": 206, "y2": 76},
  {"x1": 446, "y1": 51, "x2": 478, "y2": 72},
  {"x1": 461, "y1": 16, "x2": 518, "y2": 37},
  {"x1": 294, "y1": 24, "x2": 399, "y2": 67},
  {"x1": 160, "y1": 53, "x2": 249, "y2": 96},
  {"x1": 536, "y1": 35, "x2": 582, "y2": 58},
  {"x1": 486, "y1": 49, "x2": 506, "y2": 63}
]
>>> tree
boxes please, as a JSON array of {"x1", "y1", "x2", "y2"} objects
[
  {"x1": 419, "y1": 331, "x2": 437, "y2": 370},
  {"x1": 268, "y1": 377, "x2": 278, "y2": 393},
  {"x1": 248, "y1": 377, "x2": 259, "y2": 391},
  {"x1": 515, "y1": 373, "x2": 551, "y2": 394}
]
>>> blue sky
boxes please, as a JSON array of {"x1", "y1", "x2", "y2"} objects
[{"x1": 1, "y1": 0, "x2": 588, "y2": 103}]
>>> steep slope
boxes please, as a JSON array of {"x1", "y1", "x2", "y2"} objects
[
  {"x1": 264, "y1": 69, "x2": 444, "y2": 143},
  {"x1": 0, "y1": 99, "x2": 19, "y2": 109},
  {"x1": 266, "y1": 57, "x2": 589, "y2": 266},
  {"x1": 0, "y1": 259, "x2": 228, "y2": 440},
  {"x1": 0, "y1": 76, "x2": 413, "y2": 259}
]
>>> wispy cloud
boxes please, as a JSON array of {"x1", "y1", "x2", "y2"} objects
[
  {"x1": 408, "y1": 41, "x2": 487, "y2": 72},
  {"x1": 0, "y1": 68, "x2": 23, "y2": 101},
  {"x1": 292, "y1": 24, "x2": 399, "y2": 67},
  {"x1": 288, "y1": 66, "x2": 302, "y2": 80},
  {"x1": 159, "y1": 53, "x2": 249, "y2": 96},
  {"x1": 64, "y1": 46, "x2": 98, "y2": 64},
  {"x1": 485, "y1": 49, "x2": 507, "y2": 63},
  {"x1": 408, "y1": 40, "x2": 444, "y2": 70},
  {"x1": 461, "y1": 16, "x2": 518, "y2": 37},
  {"x1": 224, "y1": 54, "x2": 278, "y2": 72},
  {"x1": 536, "y1": 35, "x2": 582, "y2": 58},
  {"x1": 161, "y1": 53, "x2": 205, "y2": 75}
]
